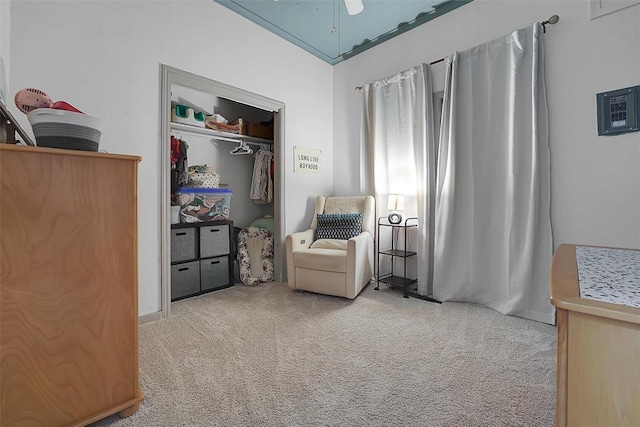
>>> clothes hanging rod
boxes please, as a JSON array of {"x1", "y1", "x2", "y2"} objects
[
  {"x1": 216, "y1": 136, "x2": 271, "y2": 151},
  {"x1": 171, "y1": 129, "x2": 243, "y2": 144},
  {"x1": 211, "y1": 135, "x2": 244, "y2": 144},
  {"x1": 245, "y1": 141, "x2": 272, "y2": 150},
  {"x1": 354, "y1": 15, "x2": 559, "y2": 93},
  {"x1": 170, "y1": 127, "x2": 271, "y2": 146},
  {"x1": 173, "y1": 130, "x2": 241, "y2": 144},
  {"x1": 205, "y1": 135, "x2": 272, "y2": 151}
]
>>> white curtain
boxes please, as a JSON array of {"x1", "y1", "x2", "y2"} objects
[
  {"x1": 433, "y1": 23, "x2": 554, "y2": 324},
  {"x1": 361, "y1": 64, "x2": 437, "y2": 296}
]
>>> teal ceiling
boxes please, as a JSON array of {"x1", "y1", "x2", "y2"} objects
[{"x1": 215, "y1": 0, "x2": 473, "y2": 65}]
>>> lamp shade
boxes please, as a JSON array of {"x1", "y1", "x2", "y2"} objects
[{"x1": 387, "y1": 194, "x2": 404, "y2": 211}]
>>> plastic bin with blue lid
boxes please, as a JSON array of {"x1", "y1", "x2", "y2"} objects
[{"x1": 176, "y1": 188, "x2": 232, "y2": 223}]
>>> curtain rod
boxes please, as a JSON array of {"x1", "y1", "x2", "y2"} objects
[
  {"x1": 354, "y1": 57, "x2": 443, "y2": 93},
  {"x1": 354, "y1": 15, "x2": 559, "y2": 94}
]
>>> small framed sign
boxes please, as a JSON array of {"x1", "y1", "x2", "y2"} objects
[{"x1": 294, "y1": 145, "x2": 321, "y2": 174}]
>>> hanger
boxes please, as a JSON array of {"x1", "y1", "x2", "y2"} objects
[
  {"x1": 256, "y1": 143, "x2": 272, "y2": 153},
  {"x1": 230, "y1": 140, "x2": 253, "y2": 155}
]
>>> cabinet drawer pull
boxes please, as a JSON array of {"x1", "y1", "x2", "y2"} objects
[
  {"x1": 178, "y1": 267, "x2": 189, "y2": 272},
  {"x1": 209, "y1": 260, "x2": 220, "y2": 265},
  {"x1": 176, "y1": 232, "x2": 187, "y2": 236},
  {"x1": 209, "y1": 229, "x2": 220, "y2": 233}
]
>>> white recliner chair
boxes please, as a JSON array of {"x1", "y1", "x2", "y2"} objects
[{"x1": 285, "y1": 195, "x2": 375, "y2": 299}]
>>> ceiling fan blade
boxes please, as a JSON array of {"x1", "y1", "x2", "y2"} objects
[{"x1": 344, "y1": 0, "x2": 364, "y2": 16}]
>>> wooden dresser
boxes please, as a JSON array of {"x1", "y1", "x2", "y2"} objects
[
  {"x1": 0, "y1": 145, "x2": 143, "y2": 426},
  {"x1": 550, "y1": 244, "x2": 640, "y2": 427}
]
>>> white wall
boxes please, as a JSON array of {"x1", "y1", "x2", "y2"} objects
[
  {"x1": 333, "y1": 0, "x2": 640, "y2": 251},
  {"x1": 0, "y1": 0, "x2": 10, "y2": 100},
  {"x1": 9, "y1": 0, "x2": 334, "y2": 315}
]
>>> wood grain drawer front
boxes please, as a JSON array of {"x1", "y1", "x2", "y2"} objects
[
  {"x1": 171, "y1": 227, "x2": 197, "y2": 263},
  {"x1": 0, "y1": 147, "x2": 141, "y2": 426},
  {"x1": 171, "y1": 261, "x2": 201, "y2": 300},
  {"x1": 200, "y1": 224, "x2": 229, "y2": 258},
  {"x1": 567, "y1": 311, "x2": 640, "y2": 426},
  {"x1": 200, "y1": 256, "x2": 230, "y2": 291}
]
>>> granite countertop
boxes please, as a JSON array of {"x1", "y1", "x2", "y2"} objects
[{"x1": 576, "y1": 246, "x2": 640, "y2": 308}]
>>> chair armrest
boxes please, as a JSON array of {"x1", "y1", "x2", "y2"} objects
[
  {"x1": 347, "y1": 231, "x2": 373, "y2": 251},
  {"x1": 346, "y1": 232, "x2": 374, "y2": 298},
  {"x1": 347, "y1": 232, "x2": 374, "y2": 264},
  {"x1": 285, "y1": 229, "x2": 314, "y2": 289},
  {"x1": 286, "y1": 229, "x2": 314, "y2": 252}
]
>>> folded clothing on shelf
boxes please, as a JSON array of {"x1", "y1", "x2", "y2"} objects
[{"x1": 205, "y1": 117, "x2": 243, "y2": 134}]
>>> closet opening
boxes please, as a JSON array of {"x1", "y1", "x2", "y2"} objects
[{"x1": 159, "y1": 65, "x2": 285, "y2": 318}]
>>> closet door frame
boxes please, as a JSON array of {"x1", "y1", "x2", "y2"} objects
[{"x1": 159, "y1": 64, "x2": 285, "y2": 318}]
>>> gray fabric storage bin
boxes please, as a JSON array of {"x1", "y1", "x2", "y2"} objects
[
  {"x1": 171, "y1": 227, "x2": 196, "y2": 263},
  {"x1": 171, "y1": 261, "x2": 200, "y2": 300},
  {"x1": 200, "y1": 256, "x2": 230, "y2": 291},
  {"x1": 200, "y1": 224, "x2": 229, "y2": 258}
]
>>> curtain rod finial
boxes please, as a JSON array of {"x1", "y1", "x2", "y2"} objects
[{"x1": 541, "y1": 14, "x2": 559, "y2": 33}]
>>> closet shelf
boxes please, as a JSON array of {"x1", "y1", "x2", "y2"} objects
[{"x1": 170, "y1": 122, "x2": 273, "y2": 145}]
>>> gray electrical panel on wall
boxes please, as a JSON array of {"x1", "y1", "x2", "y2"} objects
[{"x1": 596, "y1": 85, "x2": 640, "y2": 136}]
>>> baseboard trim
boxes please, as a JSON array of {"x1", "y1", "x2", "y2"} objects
[{"x1": 139, "y1": 311, "x2": 162, "y2": 325}]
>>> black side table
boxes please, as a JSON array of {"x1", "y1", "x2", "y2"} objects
[{"x1": 375, "y1": 216, "x2": 440, "y2": 303}]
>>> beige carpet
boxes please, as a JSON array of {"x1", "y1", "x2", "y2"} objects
[{"x1": 94, "y1": 282, "x2": 556, "y2": 426}]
